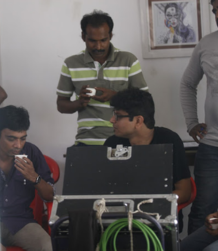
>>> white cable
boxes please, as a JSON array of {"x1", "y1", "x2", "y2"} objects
[
  {"x1": 95, "y1": 198, "x2": 108, "y2": 234},
  {"x1": 128, "y1": 211, "x2": 134, "y2": 251},
  {"x1": 137, "y1": 199, "x2": 161, "y2": 220}
]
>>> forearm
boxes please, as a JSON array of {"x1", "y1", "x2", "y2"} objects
[
  {"x1": 173, "y1": 178, "x2": 192, "y2": 204},
  {"x1": 57, "y1": 98, "x2": 83, "y2": 113},
  {"x1": 173, "y1": 189, "x2": 191, "y2": 204},
  {"x1": 180, "y1": 44, "x2": 204, "y2": 132},
  {"x1": 35, "y1": 179, "x2": 54, "y2": 201},
  {"x1": 180, "y1": 80, "x2": 199, "y2": 132}
]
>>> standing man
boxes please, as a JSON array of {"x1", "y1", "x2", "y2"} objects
[
  {"x1": 0, "y1": 106, "x2": 54, "y2": 250},
  {"x1": 180, "y1": 0, "x2": 218, "y2": 234},
  {"x1": 104, "y1": 88, "x2": 191, "y2": 232},
  {"x1": 56, "y1": 10, "x2": 148, "y2": 146}
]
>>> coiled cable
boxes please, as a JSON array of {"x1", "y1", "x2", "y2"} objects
[{"x1": 98, "y1": 218, "x2": 164, "y2": 251}]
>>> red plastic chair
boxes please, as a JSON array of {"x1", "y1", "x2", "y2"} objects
[
  {"x1": 178, "y1": 177, "x2": 197, "y2": 212},
  {"x1": 6, "y1": 155, "x2": 59, "y2": 251},
  {"x1": 43, "y1": 155, "x2": 60, "y2": 183}
]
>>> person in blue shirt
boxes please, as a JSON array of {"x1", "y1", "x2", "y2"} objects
[{"x1": 0, "y1": 105, "x2": 54, "y2": 251}]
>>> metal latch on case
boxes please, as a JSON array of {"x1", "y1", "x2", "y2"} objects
[{"x1": 107, "y1": 145, "x2": 132, "y2": 160}]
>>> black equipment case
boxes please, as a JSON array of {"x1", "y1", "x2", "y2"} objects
[{"x1": 49, "y1": 144, "x2": 179, "y2": 250}]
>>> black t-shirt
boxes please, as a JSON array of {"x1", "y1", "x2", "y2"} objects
[
  {"x1": 104, "y1": 126, "x2": 189, "y2": 232},
  {"x1": 104, "y1": 126, "x2": 190, "y2": 185}
]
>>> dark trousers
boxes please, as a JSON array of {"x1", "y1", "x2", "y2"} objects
[{"x1": 188, "y1": 143, "x2": 218, "y2": 234}]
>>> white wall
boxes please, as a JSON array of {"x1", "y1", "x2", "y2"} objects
[{"x1": 0, "y1": 0, "x2": 214, "y2": 193}]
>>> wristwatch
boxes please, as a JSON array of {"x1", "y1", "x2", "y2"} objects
[{"x1": 34, "y1": 175, "x2": 42, "y2": 185}]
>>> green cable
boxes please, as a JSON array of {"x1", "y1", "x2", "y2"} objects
[
  {"x1": 133, "y1": 220, "x2": 161, "y2": 251},
  {"x1": 98, "y1": 218, "x2": 164, "y2": 251}
]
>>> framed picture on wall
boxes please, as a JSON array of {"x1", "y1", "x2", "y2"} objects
[{"x1": 139, "y1": 0, "x2": 211, "y2": 58}]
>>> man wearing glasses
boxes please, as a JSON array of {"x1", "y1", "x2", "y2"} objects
[{"x1": 104, "y1": 88, "x2": 191, "y2": 231}]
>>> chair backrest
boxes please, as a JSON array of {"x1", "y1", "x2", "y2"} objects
[
  {"x1": 31, "y1": 155, "x2": 60, "y2": 223},
  {"x1": 43, "y1": 155, "x2": 60, "y2": 183},
  {"x1": 178, "y1": 177, "x2": 196, "y2": 212}
]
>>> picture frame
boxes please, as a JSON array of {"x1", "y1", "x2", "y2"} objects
[{"x1": 139, "y1": 0, "x2": 211, "y2": 58}]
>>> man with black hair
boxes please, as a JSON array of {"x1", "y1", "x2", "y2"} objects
[
  {"x1": 0, "y1": 106, "x2": 54, "y2": 250},
  {"x1": 57, "y1": 10, "x2": 148, "y2": 146},
  {"x1": 180, "y1": 0, "x2": 218, "y2": 234},
  {"x1": 104, "y1": 88, "x2": 191, "y2": 231}
]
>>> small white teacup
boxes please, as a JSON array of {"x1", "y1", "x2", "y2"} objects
[{"x1": 86, "y1": 87, "x2": 96, "y2": 96}]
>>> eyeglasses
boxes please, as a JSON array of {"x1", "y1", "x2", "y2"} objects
[{"x1": 113, "y1": 111, "x2": 131, "y2": 121}]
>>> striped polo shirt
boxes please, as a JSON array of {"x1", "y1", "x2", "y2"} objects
[{"x1": 57, "y1": 43, "x2": 148, "y2": 145}]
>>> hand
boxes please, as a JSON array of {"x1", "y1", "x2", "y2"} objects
[
  {"x1": 78, "y1": 85, "x2": 91, "y2": 108},
  {"x1": 205, "y1": 212, "x2": 218, "y2": 236},
  {"x1": 14, "y1": 156, "x2": 38, "y2": 183},
  {"x1": 189, "y1": 123, "x2": 207, "y2": 143},
  {"x1": 92, "y1": 87, "x2": 116, "y2": 102}
]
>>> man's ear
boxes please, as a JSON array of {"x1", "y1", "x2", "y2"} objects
[
  {"x1": 82, "y1": 32, "x2": 86, "y2": 42},
  {"x1": 135, "y1": 116, "x2": 144, "y2": 128}
]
